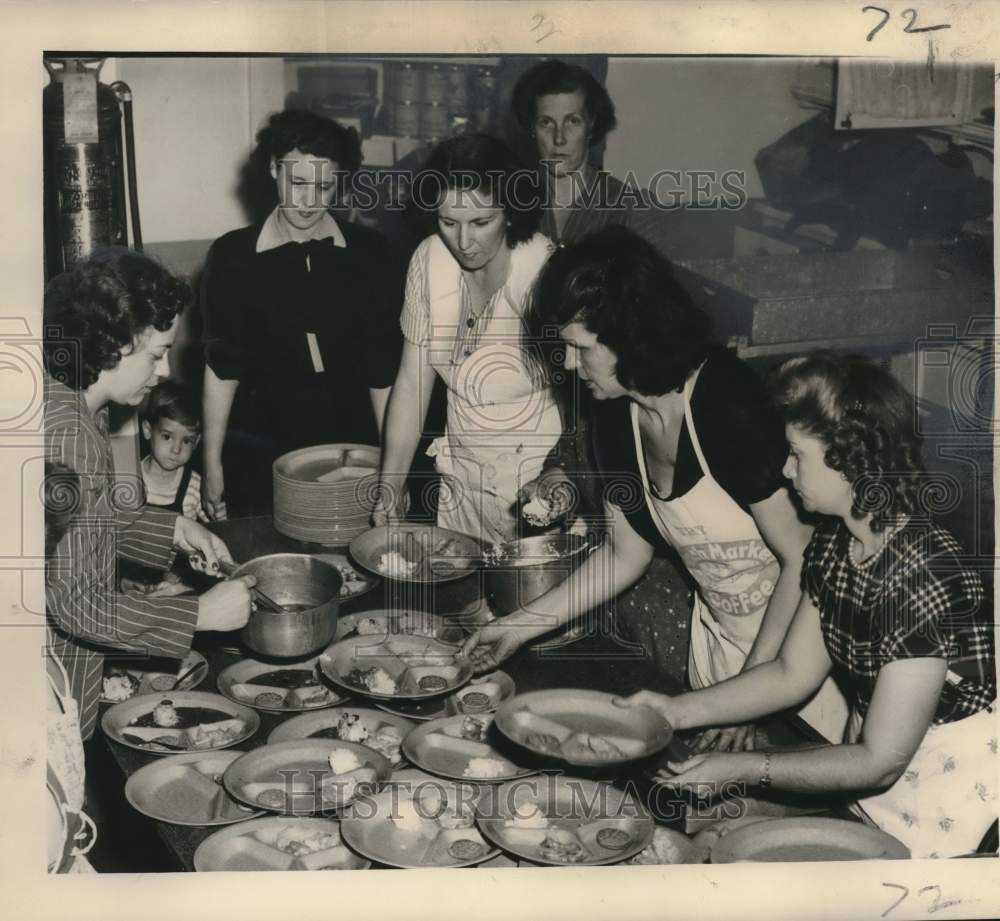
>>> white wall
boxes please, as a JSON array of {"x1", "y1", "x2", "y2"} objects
[
  {"x1": 604, "y1": 57, "x2": 814, "y2": 202},
  {"x1": 114, "y1": 57, "x2": 283, "y2": 244}
]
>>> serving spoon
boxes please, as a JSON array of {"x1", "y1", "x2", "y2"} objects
[{"x1": 170, "y1": 658, "x2": 209, "y2": 691}]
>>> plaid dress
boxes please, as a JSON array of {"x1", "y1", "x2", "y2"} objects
[{"x1": 804, "y1": 518, "x2": 997, "y2": 856}]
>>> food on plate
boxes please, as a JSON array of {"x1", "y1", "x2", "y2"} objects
[
  {"x1": 504, "y1": 803, "x2": 549, "y2": 831},
  {"x1": 432, "y1": 538, "x2": 464, "y2": 558},
  {"x1": 102, "y1": 671, "x2": 141, "y2": 702},
  {"x1": 328, "y1": 748, "x2": 363, "y2": 775},
  {"x1": 365, "y1": 726, "x2": 404, "y2": 765},
  {"x1": 257, "y1": 788, "x2": 288, "y2": 809},
  {"x1": 391, "y1": 798, "x2": 430, "y2": 835},
  {"x1": 524, "y1": 732, "x2": 561, "y2": 754},
  {"x1": 344, "y1": 666, "x2": 398, "y2": 695},
  {"x1": 377, "y1": 551, "x2": 417, "y2": 578},
  {"x1": 354, "y1": 617, "x2": 384, "y2": 636},
  {"x1": 538, "y1": 828, "x2": 587, "y2": 863},
  {"x1": 629, "y1": 826, "x2": 700, "y2": 865},
  {"x1": 458, "y1": 716, "x2": 489, "y2": 741},
  {"x1": 335, "y1": 712, "x2": 370, "y2": 743},
  {"x1": 572, "y1": 732, "x2": 625, "y2": 760},
  {"x1": 331, "y1": 561, "x2": 370, "y2": 596},
  {"x1": 437, "y1": 803, "x2": 475, "y2": 830},
  {"x1": 462, "y1": 757, "x2": 508, "y2": 780},
  {"x1": 255, "y1": 691, "x2": 286, "y2": 708},
  {"x1": 292, "y1": 686, "x2": 335, "y2": 707},
  {"x1": 522, "y1": 495, "x2": 553, "y2": 527},
  {"x1": 596, "y1": 827, "x2": 633, "y2": 851},
  {"x1": 416, "y1": 784, "x2": 446, "y2": 817},
  {"x1": 320, "y1": 767, "x2": 377, "y2": 806},
  {"x1": 456, "y1": 690, "x2": 493, "y2": 713},
  {"x1": 417, "y1": 674, "x2": 449, "y2": 693},
  {"x1": 188, "y1": 719, "x2": 247, "y2": 750},
  {"x1": 152, "y1": 700, "x2": 180, "y2": 728},
  {"x1": 447, "y1": 838, "x2": 488, "y2": 861},
  {"x1": 153, "y1": 735, "x2": 182, "y2": 747},
  {"x1": 149, "y1": 674, "x2": 179, "y2": 692},
  {"x1": 273, "y1": 825, "x2": 341, "y2": 856}
]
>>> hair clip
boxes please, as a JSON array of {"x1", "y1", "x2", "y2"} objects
[{"x1": 851, "y1": 400, "x2": 864, "y2": 412}]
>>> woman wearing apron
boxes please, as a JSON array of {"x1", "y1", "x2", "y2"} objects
[
  {"x1": 618, "y1": 352, "x2": 996, "y2": 858},
  {"x1": 464, "y1": 227, "x2": 846, "y2": 747},
  {"x1": 374, "y1": 135, "x2": 561, "y2": 545}
]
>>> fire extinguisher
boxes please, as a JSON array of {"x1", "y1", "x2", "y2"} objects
[{"x1": 43, "y1": 57, "x2": 143, "y2": 280}]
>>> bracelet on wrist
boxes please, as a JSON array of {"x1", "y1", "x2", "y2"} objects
[{"x1": 757, "y1": 751, "x2": 773, "y2": 789}]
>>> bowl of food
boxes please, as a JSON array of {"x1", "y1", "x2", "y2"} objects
[
  {"x1": 483, "y1": 534, "x2": 594, "y2": 617},
  {"x1": 230, "y1": 554, "x2": 342, "y2": 658}
]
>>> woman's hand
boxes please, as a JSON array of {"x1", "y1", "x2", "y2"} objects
[
  {"x1": 370, "y1": 480, "x2": 410, "y2": 527},
  {"x1": 196, "y1": 576, "x2": 255, "y2": 632},
  {"x1": 612, "y1": 689, "x2": 682, "y2": 728},
  {"x1": 460, "y1": 614, "x2": 548, "y2": 674},
  {"x1": 692, "y1": 723, "x2": 757, "y2": 753},
  {"x1": 202, "y1": 460, "x2": 227, "y2": 522},
  {"x1": 173, "y1": 517, "x2": 234, "y2": 575},
  {"x1": 518, "y1": 467, "x2": 577, "y2": 527},
  {"x1": 652, "y1": 751, "x2": 758, "y2": 798}
]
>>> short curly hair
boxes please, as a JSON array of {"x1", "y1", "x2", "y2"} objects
[
  {"x1": 512, "y1": 59, "x2": 617, "y2": 146},
  {"x1": 527, "y1": 225, "x2": 712, "y2": 395},
  {"x1": 769, "y1": 351, "x2": 924, "y2": 532},
  {"x1": 255, "y1": 108, "x2": 362, "y2": 176},
  {"x1": 405, "y1": 134, "x2": 542, "y2": 246},
  {"x1": 43, "y1": 249, "x2": 190, "y2": 392}
]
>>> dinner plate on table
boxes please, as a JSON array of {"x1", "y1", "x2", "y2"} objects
[
  {"x1": 349, "y1": 524, "x2": 483, "y2": 584},
  {"x1": 102, "y1": 691, "x2": 259, "y2": 755},
  {"x1": 318, "y1": 633, "x2": 473, "y2": 701},
  {"x1": 217, "y1": 654, "x2": 348, "y2": 713},
  {"x1": 494, "y1": 689, "x2": 673, "y2": 768},
  {"x1": 334, "y1": 609, "x2": 465, "y2": 644},
  {"x1": 340, "y1": 775, "x2": 499, "y2": 868},
  {"x1": 374, "y1": 670, "x2": 516, "y2": 722},
  {"x1": 268, "y1": 706, "x2": 416, "y2": 769},
  {"x1": 312, "y1": 552, "x2": 380, "y2": 602},
  {"x1": 223, "y1": 738, "x2": 391, "y2": 816},
  {"x1": 403, "y1": 714, "x2": 536, "y2": 783},
  {"x1": 708, "y1": 816, "x2": 910, "y2": 863},
  {"x1": 477, "y1": 775, "x2": 654, "y2": 866},
  {"x1": 125, "y1": 750, "x2": 265, "y2": 826},
  {"x1": 194, "y1": 816, "x2": 370, "y2": 871},
  {"x1": 100, "y1": 650, "x2": 208, "y2": 703}
]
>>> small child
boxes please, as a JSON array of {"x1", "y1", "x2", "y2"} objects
[{"x1": 140, "y1": 380, "x2": 209, "y2": 521}]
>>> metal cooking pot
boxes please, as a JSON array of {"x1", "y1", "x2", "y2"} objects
[
  {"x1": 484, "y1": 534, "x2": 594, "y2": 617},
  {"x1": 230, "y1": 553, "x2": 342, "y2": 658}
]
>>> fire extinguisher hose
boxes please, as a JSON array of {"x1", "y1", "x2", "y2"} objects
[{"x1": 111, "y1": 81, "x2": 143, "y2": 250}]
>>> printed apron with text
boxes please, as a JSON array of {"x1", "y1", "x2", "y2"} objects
[
  {"x1": 424, "y1": 246, "x2": 560, "y2": 545},
  {"x1": 630, "y1": 374, "x2": 848, "y2": 739}
]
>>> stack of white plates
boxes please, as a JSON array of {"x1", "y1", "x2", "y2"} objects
[{"x1": 272, "y1": 444, "x2": 381, "y2": 546}]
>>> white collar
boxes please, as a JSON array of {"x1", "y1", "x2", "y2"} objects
[{"x1": 255, "y1": 208, "x2": 347, "y2": 253}]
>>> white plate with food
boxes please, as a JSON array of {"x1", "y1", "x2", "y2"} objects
[
  {"x1": 223, "y1": 739, "x2": 391, "y2": 815},
  {"x1": 708, "y1": 816, "x2": 910, "y2": 863},
  {"x1": 402, "y1": 714, "x2": 535, "y2": 783},
  {"x1": 628, "y1": 826, "x2": 708, "y2": 864},
  {"x1": 194, "y1": 816, "x2": 370, "y2": 871},
  {"x1": 349, "y1": 525, "x2": 483, "y2": 584},
  {"x1": 477, "y1": 776, "x2": 654, "y2": 866},
  {"x1": 124, "y1": 750, "x2": 264, "y2": 826},
  {"x1": 340, "y1": 775, "x2": 498, "y2": 868},
  {"x1": 313, "y1": 552, "x2": 380, "y2": 601},
  {"x1": 267, "y1": 707, "x2": 416, "y2": 769},
  {"x1": 334, "y1": 609, "x2": 465, "y2": 644},
  {"x1": 102, "y1": 691, "x2": 259, "y2": 754},
  {"x1": 217, "y1": 655, "x2": 347, "y2": 713},
  {"x1": 374, "y1": 670, "x2": 516, "y2": 722},
  {"x1": 494, "y1": 689, "x2": 673, "y2": 767},
  {"x1": 318, "y1": 633, "x2": 473, "y2": 701},
  {"x1": 100, "y1": 650, "x2": 208, "y2": 703}
]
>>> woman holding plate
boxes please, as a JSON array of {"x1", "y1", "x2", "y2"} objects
[
  {"x1": 617, "y1": 352, "x2": 996, "y2": 859},
  {"x1": 373, "y1": 134, "x2": 561, "y2": 545}
]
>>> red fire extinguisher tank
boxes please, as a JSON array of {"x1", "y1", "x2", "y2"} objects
[{"x1": 43, "y1": 57, "x2": 127, "y2": 279}]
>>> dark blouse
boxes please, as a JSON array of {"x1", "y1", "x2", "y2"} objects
[
  {"x1": 591, "y1": 348, "x2": 789, "y2": 546},
  {"x1": 804, "y1": 518, "x2": 995, "y2": 726},
  {"x1": 201, "y1": 219, "x2": 403, "y2": 452}
]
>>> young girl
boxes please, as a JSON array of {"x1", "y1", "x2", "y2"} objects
[{"x1": 616, "y1": 351, "x2": 996, "y2": 858}]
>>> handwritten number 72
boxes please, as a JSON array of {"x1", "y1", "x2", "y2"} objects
[{"x1": 864, "y1": 6, "x2": 951, "y2": 41}]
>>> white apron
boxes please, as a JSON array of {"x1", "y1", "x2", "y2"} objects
[
  {"x1": 631, "y1": 368, "x2": 847, "y2": 738},
  {"x1": 47, "y1": 654, "x2": 96, "y2": 873},
  {"x1": 424, "y1": 235, "x2": 561, "y2": 545},
  {"x1": 848, "y1": 701, "x2": 998, "y2": 858}
]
